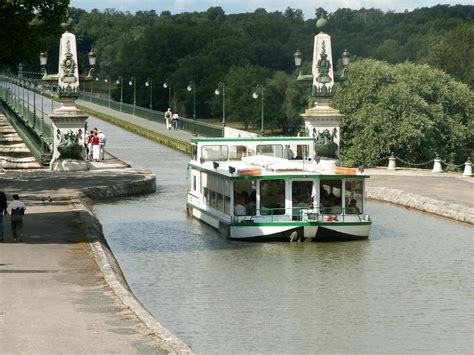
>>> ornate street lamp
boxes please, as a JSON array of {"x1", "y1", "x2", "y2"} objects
[
  {"x1": 252, "y1": 84, "x2": 264, "y2": 136},
  {"x1": 293, "y1": 13, "x2": 350, "y2": 98},
  {"x1": 116, "y1": 76, "x2": 123, "y2": 112},
  {"x1": 129, "y1": 76, "x2": 136, "y2": 115},
  {"x1": 187, "y1": 80, "x2": 196, "y2": 120},
  {"x1": 214, "y1": 82, "x2": 225, "y2": 127},
  {"x1": 291, "y1": 11, "x2": 351, "y2": 157},
  {"x1": 145, "y1": 78, "x2": 153, "y2": 110},
  {"x1": 163, "y1": 78, "x2": 171, "y2": 109}
]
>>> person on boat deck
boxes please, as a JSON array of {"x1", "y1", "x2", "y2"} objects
[
  {"x1": 234, "y1": 194, "x2": 247, "y2": 216},
  {"x1": 346, "y1": 199, "x2": 360, "y2": 214}
]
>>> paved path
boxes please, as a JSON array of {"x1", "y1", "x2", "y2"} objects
[
  {"x1": 0, "y1": 168, "x2": 189, "y2": 354},
  {"x1": 366, "y1": 168, "x2": 473, "y2": 209},
  {"x1": 77, "y1": 99, "x2": 196, "y2": 142}
]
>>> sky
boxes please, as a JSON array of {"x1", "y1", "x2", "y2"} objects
[{"x1": 70, "y1": 0, "x2": 470, "y2": 19}]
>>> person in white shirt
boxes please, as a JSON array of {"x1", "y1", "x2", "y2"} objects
[
  {"x1": 164, "y1": 108, "x2": 172, "y2": 130},
  {"x1": 97, "y1": 130, "x2": 106, "y2": 160},
  {"x1": 172, "y1": 113, "x2": 179, "y2": 130},
  {"x1": 7, "y1": 194, "x2": 26, "y2": 242}
]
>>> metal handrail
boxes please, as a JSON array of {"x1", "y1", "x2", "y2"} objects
[
  {"x1": 78, "y1": 91, "x2": 224, "y2": 137},
  {"x1": 234, "y1": 205, "x2": 364, "y2": 223}
]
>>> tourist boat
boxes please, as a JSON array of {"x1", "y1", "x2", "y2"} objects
[{"x1": 186, "y1": 137, "x2": 371, "y2": 241}]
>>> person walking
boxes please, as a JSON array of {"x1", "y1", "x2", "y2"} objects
[
  {"x1": 172, "y1": 112, "x2": 179, "y2": 131},
  {"x1": 91, "y1": 131, "x2": 101, "y2": 162},
  {"x1": 7, "y1": 194, "x2": 26, "y2": 242},
  {"x1": 0, "y1": 191, "x2": 7, "y2": 242},
  {"x1": 165, "y1": 108, "x2": 172, "y2": 130},
  {"x1": 98, "y1": 130, "x2": 106, "y2": 160}
]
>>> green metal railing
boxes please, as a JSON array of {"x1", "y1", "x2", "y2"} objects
[
  {"x1": 78, "y1": 91, "x2": 224, "y2": 137},
  {"x1": 0, "y1": 84, "x2": 53, "y2": 165},
  {"x1": 235, "y1": 206, "x2": 366, "y2": 223}
]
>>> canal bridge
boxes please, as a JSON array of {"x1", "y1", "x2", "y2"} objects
[{"x1": 0, "y1": 73, "x2": 225, "y2": 169}]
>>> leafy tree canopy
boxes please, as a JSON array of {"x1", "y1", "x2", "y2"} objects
[
  {"x1": 332, "y1": 59, "x2": 473, "y2": 166},
  {"x1": 0, "y1": 0, "x2": 69, "y2": 66}
]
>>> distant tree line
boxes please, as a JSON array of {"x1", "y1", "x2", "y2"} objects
[{"x1": 1, "y1": 2, "x2": 472, "y2": 164}]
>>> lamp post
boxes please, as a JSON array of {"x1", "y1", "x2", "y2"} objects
[
  {"x1": 214, "y1": 82, "x2": 225, "y2": 127},
  {"x1": 116, "y1": 76, "x2": 123, "y2": 112},
  {"x1": 187, "y1": 80, "x2": 196, "y2": 120},
  {"x1": 252, "y1": 84, "x2": 264, "y2": 136},
  {"x1": 129, "y1": 76, "x2": 136, "y2": 115},
  {"x1": 163, "y1": 78, "x2": 171, "y2": 109},
  {"x1": 90, "y1": 76, "x2": 98, "y2": 102},
  {"x1": 145, "y1": 78, "x2": 153, "y2": 110},
  {"x1": 104, "y1": 76, "x2": 111, "y2": 108}
]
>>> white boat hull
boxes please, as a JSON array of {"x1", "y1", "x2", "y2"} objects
[{"x1": 188, "y1": 205, "x2": 370, "y2": 241}]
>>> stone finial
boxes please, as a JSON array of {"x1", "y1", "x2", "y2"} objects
[{"x1": 463, "y1": 157, "x2": 472, "y2": 176}]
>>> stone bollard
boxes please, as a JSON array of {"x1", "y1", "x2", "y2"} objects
[
  {"x1": 387, "y1": 152, "x2": 397, "y2": 170},
  {"x1": 463, "y1": 157, "x2": 472, "y2": 177},
  {"x1": 432, "y1": 154, "x2": 443, "y2": 173}
]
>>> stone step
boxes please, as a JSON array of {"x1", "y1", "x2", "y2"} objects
[
  {"x1": 0, "y1": 114, "x2": 42, "y2": 170},
  {"x1": 0, "y1": 136, "x2": 21, "y2": 145},
  {"x1": 1, "y1": 159, "x2": 42, "y2": 170}
]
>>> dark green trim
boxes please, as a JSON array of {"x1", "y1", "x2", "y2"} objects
[
  {"x1": 189, "y1": 163, "x2": 369, "y2": 180},
  {"x1": 192, "y1": 137, "x2": 317, "y2": 143},
  {"x1": 232, "y1": 221, "x2": 372, "y2": 227}
]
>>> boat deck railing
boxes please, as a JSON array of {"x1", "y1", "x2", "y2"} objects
[{"x1": 234, "y1": 206, "x2": 368, "y2": 223}]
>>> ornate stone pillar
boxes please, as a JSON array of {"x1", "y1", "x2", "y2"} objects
[{"x1": 49, "y1": 31, "x2": 89, "y2": 171}]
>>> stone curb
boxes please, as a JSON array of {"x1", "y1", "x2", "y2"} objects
[
  {"x1": 72, "y1": 173, "x2": 194, "y2": 354},
  {"x1": 367, "y1": 186, "x2": 473, "y2": 224}
]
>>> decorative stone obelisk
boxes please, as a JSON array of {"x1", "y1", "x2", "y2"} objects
[
  {"x1": 295, "y1": 13, "x2": 350, "y2": 165},
  {"x1": 49, "y1": 31, "x2": 89, "y2": 171}
]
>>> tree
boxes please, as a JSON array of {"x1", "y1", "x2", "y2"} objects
[
  {"x1": 422, "y1": 23, "x2": 474, "y2": 89},
  {"x1": 332, "y1": 59, "x2": 473, "y2": 167},
  {"x1": 0, "y1": 0, "x2": 69, "y2": 67}
]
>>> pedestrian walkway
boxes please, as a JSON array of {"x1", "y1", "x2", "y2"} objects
[
  {"x1": 77, "y1": 99, "x2": 195, "y2": 143},
  {"x1": 0, "y1": 169, "x2": 191, "y2": 353}
]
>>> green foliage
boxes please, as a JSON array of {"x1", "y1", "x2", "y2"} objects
[
  {"x1": 422, "y1": 23, "x2": 474, "y2": 88},
  {"x1": 0, "y1": 0, "x2": 69, "y2": 66},
  {"x1": 332, "y1": 59, "x2": 474, "y2": 166}
]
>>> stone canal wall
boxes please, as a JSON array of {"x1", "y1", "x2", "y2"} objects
[
  {"x1": 75, "y1": 200, "x2": 194, "y2": 354},
  {"x1": 75, "y1": 174, "x2": 194, "y2": 354},
  {"x1": 366, "y1": 186, "x2": 473, "y2": 224}
]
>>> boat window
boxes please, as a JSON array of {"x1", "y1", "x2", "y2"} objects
[
  {"x1": 284, "y1": 145, "x2": 296, "y2": 159},
  {"x1": 345, "y1": 180, "x2": 363, "y2": 214},
  {"x1": 201, "y1": 145, "x2": 228, "y2": 161},
  {"x1": 228, "y1": 145, "x2": 247, "y2": 160},
  {"x1": 209, "y1": 190, "x2": 217, "y2": 208},
  {"x1": 295, "y1": 145, "x2": 309, "y2": 159},
  {"x1": 216, "y1": 192, "x2": 224, "y2": 212},
  {"x1": 193, "y1": 175, "x2": 197, "y2": 191},
  {"x1": 292, "y1": 181, "x2": 313, "y2": 219},
  {"x1": 192, "y1": 144, "x2": 197, "y2": 160},
  {"x1": 260, "y1": 180, "x2": 285, "y2": 215},
  {"x1": 224, "y1": 196, "x2": 231, "y2": 215},
  {"x1": 256, "y1": 144, "x2": 283, "y2": 158},
  {"x1": 234, "y1": 180, "x2": 256, "y2": 216},
  {"x1": 320, "y1": 180, "x2": 342, "y2": 214},
  {"x1": 203, "y1": 187, "x2": 209, "y2": 205}
]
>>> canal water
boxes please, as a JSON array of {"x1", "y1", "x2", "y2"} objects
[{"x1": 88, "y1": 117, "x2": 472, "y2": 354}]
